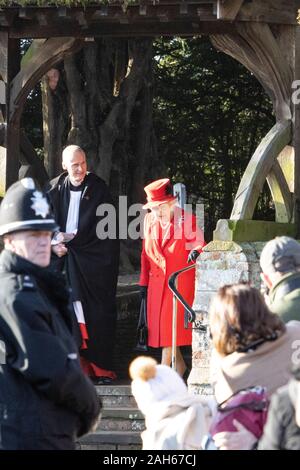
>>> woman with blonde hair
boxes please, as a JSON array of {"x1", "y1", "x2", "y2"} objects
[{"x1": 139, "y1": 178, "x2": 205, "y2": 377}]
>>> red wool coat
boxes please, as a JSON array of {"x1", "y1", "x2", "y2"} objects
[{"x1": 139, "y1": 206, "x2": 205, "y2": 348}]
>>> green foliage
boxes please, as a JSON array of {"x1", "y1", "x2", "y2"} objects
[
  {"x1": 153, "y1": 37, "x2": 275, "y2": 239},
  {"x1": 22, "y1": 36, "x2": 276, "y2": 240}
]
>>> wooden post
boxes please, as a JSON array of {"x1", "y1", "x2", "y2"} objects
[
  {"x1": 0, "y1": 32, "x2": 20, "y2": 194},
  {"x1": 217, "y1": 0, "x2": 244, "y2": 20},
  {"x1": 294, "y1": 26, "x2": 300, "y2": 236}
]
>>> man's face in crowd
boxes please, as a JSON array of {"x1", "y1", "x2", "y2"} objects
[
  {"x1": 4, "y1": 230, "x2": 52, "y2": 267},
  {"x1": 63, "y1": 150, "x2": 87, "y2": 186}
]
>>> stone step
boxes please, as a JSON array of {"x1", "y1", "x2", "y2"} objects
[
  {"x1": 96, "y1": 385, "x2": 137, "y2": 408},
  {"x1": 78, "y1": 430, "x2": 142, "y2": 450},
  {"x1": 96, "y1": 384, "x2": 132, "y2": 395},
  {"x1": 77, "y1": 384, "x2": 144, "y2": 449},
  {"x1": 98, "y1": 407, "x2": 145, "y2": 432}
]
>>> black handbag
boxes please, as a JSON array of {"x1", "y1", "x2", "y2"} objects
[{"x1": 135, "y1": 296, "x2": 148, "y2": 352}]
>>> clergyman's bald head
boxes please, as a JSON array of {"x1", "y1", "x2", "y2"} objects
[
  {"x1": 62, "y1": 145, "x2": 87, "y2": 186},
  {"x1": 62, "y1": 145, "x2": 86, "y2": 166}
]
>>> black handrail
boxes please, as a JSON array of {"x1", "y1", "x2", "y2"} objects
[{"x1": 168, "y1": 264, "x2": 206, "y2": 331}]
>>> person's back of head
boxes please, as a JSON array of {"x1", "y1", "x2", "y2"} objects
[
  {"x1": 129, "y1": 356, "x2": 187, "y2": 416},
  {"x1": 209, "y1": 283, "x2": 285, "y2": 356},
  {"x1": 260, "y1": 236, "x2": 300, "y2": 277},
  {"x1": 129, "y1": 356, "x2": 210, "y2": 450}
]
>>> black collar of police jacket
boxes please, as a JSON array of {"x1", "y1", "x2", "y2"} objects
[{"x1": 0, "y1": 249, "x2": 73, "y2": 331}]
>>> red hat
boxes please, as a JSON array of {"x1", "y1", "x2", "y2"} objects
[{"x1": 143, "y1": 178, "x2": 177, "y2": 209}]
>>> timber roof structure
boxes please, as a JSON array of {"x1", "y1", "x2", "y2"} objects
[
  {"x1": 0, "y1": 0, "x2": 299, "y2": 229},
  {"x1": 0, "y1": 1, "x2": 298, "y2": 38}
]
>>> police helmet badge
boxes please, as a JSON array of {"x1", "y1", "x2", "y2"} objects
[{"x1": 30, "y1": 191, "x2": 50, "y2": 219}]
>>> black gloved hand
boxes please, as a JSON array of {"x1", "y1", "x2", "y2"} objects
[
  {"x1": 187, "y1": 249, "x2": 200, "y2": 264},
  {"x1": 140, "y1": 286, "x2": 148, "y2": 299}
]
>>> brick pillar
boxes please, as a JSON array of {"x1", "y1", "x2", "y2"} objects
[{"x1": 189, "y1": 241, "x2": 265, "y2": 395}]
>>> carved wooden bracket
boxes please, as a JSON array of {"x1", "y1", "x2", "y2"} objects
[
  {"x1": 267, "y1": 159, "x2": 293, "y2": 223},
  {"x1": 9, "y1": 37, "x2": 84, "y2": 125},
  {"x1": 217, "y1": 0, "x2": 244, "y2": 20},
  {"x1": 230, "y1": 121, "x2": 292, "y2": 220},
  {"x1": 210, "y1": 22, "x2": 293, "y2": 121}
]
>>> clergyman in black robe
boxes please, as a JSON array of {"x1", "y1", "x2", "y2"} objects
[{"x1": 48, "y1": 145, "x2": 120, "y2": 384}]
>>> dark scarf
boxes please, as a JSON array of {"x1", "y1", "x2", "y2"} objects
[
  {"x1": 69, "y1": 180, "x2": 86, "y2": 192},
  {"x1": 0, "y1": 249, "x2": 73, "y2": 332}
]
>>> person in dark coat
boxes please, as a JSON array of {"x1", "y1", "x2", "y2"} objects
[
  {"x1": 47, "y1": 145, "x2": 119, "y2": 384},
  {"x1": 258, "y1": 366, "x2": 300, "y2": 450},
  {"x1": 213, "y1": 366, "x2": 300, "y2": 450},
  {"x1": 0, "y1": 178, "x2": 101, "y2": 450}
]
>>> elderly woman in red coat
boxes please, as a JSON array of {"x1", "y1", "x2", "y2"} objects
[{"x1": 139, "y1": 178, "x2": 205, "y2": 377}]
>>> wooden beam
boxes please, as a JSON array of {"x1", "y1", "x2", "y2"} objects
[
  {"x1": 58, "y1": 7, "x2": 68, "y2": 18},
  {"x1": 96, "y1": 5, "x2": 108, "y2": 17},
  {"x1": 0, "y1": 32, "x2": 20, "y2": 191},
  {"x1": 18, "y1": 8, "x2": 30, "y2": 20},
  {"x1": 21, "y1": 39, "x2": 47, "y2": 68},
  {"x1": 139, "y1": 4, "x2": 147, "y2": 16},
  {"x1": 267, "y1": 159, "x2": 293, "y2": 223},
  {"x1": 9, "y1": 37, "x2": 83, "y2": 124},
  {"x1": 5, "y1": 3, "x2": 217, "y2": 38},
  {"x1": 19, "y1": 130, "x2": 49, "y2": 188},
  {"x1": 277, "y1": 145, "x2": 294, "y2": 193},
  {"x1": 211, "y1": 22, "x2": 293, "y2": 121},
  {"x1": 217, "y1": 0, "x2": 244, "y2": 20},
  {"x1": 75, "y1": 11, "x2": 88, "y2": 28},
  {"x1": 294, "y1": 26, "x2": 300, "y2": 235},
  {"x1": 0, "y1": 10, "x2": 15, "y2": 27},
  {"x1": 0, "y1": 123, "x2": 5, "y2": 146},
  {"x1": 231, "y1": 121, "x2": 292, "y2": 220},
  {"x1": 36, "y1": 12, "x2": 48, "y2": 27},
  {"x1": 9, "y1": 19, "x2": 235, "y2": 39},
  {"x1": 179, "y1": 2, "x2": 188, "y2": 15},
  {"x1": 237, "y1": 0, "x2": 298, "y2": 25},
  {"x1": 0, "y1": 31, "x2": 19, "y2": 83}
]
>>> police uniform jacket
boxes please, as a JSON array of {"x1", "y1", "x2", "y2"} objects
[{"x1": 0, "y1": 249, "x2": 101, "y2": 450}]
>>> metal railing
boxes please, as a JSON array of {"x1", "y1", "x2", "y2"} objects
[{"x1": 168, "y1": 264, "x2": 206, "y2": 371}]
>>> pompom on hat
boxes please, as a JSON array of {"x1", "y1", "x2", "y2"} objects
[
  {"x1": 143, "y1": 178, "x2": 177, "y2": 209},
  {"x1": 129, "y1": 356, "x2": 187, "y2": 415}
]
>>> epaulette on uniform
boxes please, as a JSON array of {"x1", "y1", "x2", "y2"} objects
[{"x1": 17, "y1": 274, "x2": 37, "y2": 291}]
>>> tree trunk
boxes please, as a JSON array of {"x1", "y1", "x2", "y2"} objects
[
  {"x1": 42, "y1": 38, "x2": 158, "y2": 205},
  {"x1": 41, "y1": 72, "x2": 69, "y2": 178},
  {"x1": 42, "y1": 37, "x2": 158, "y2": 271}
]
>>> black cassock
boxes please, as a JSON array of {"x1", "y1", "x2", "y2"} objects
[{"x1": 48, "y1": 172, "x2": 119, "y2": 371}]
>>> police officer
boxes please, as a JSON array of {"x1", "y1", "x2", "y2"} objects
[{"x1": 0, "y1": 178, "x2": 101, "y2": 450}]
